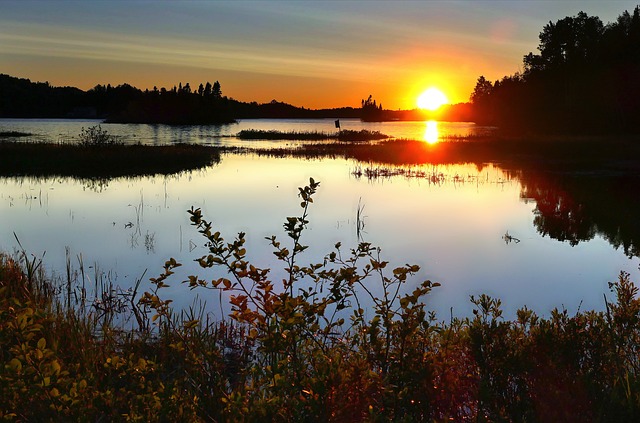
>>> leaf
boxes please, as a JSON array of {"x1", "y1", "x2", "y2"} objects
[
  {"x1": 50, "y1": 360, "x2": 61, "y2": 376},
  {"x1": 184, "y1": 319, "x2": 200, "y2": 329},
  {"x1": 8, "y1": 358, "x2": 22, "y2": 372},
  {"x1": 37, "y1": 337, "x2": 46, "y2": 350}
]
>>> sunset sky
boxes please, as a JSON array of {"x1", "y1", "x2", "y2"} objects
[{"x1": 1, "y1": 1, "x2": 638, "y2": 110}]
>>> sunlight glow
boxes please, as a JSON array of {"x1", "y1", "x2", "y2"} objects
[
  {"x1": 417, "y1": 88, "x2": 448, "y2": 111},
  {"x1": 424, "y1": 120, "x2": 439, "y2": 144}
]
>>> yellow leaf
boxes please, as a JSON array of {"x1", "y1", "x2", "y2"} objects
[
  {"x1": 50, "y1": 387, "x2": 60, "y2": 397},
  {"x1": 37, "y1": 337, "x2": 46, "y2": 350},
  {"x1": 50, "y1": 360, "x2": 61, "y2": 376},
  {"x1": 8, "y1": 358, "x2": 22, "y2": 372}
]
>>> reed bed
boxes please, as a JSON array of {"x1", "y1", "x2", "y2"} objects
[{"x1": 237, "y1": 128, "x2": 389, "y2": 141}]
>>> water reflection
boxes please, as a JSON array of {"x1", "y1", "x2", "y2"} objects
[
  {"x1": 424, "y1": 120, "x2": 439, "y2": 144},
  {"x1": 519, "y1": 171, "x2": 640, "y2": 258}
]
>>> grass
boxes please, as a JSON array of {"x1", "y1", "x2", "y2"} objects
[
  {"x1": 0, "y1": 141, "x2": 223, "y2": 179},
  {"x1": 2, "y1": 178, "x2": 640, "y2": 421},
  {"x1": 237, "y1": 128, "x2": 389, "y2": 141}
]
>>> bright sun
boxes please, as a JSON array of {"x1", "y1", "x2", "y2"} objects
[{"x1": 417, "y1": 88, "x2": 448, "y2": 111}]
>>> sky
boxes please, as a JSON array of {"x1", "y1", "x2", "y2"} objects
[{"x1": 1, "y1": 1, "x2": 639, "y2": 110}]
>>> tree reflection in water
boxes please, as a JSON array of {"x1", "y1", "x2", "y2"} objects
[{"x1": 518, "y1": 171, "x2": 640, "y2": 258}]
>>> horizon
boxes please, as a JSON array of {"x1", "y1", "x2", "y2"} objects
[{"x1": 1, "y1": 1, "x2": 638, "y2": 110}]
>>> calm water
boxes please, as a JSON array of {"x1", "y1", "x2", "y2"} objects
[
  {"x1": 1, "y1": 118, "x2": 638, "y2": 320},
  {"x1": 0, "y1": 118, "x2": 487, "y2": 146}
]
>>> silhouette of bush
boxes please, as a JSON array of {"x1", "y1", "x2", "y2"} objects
[{"x1": 78, "y1": 125, "x2": 120, "y2": 147}]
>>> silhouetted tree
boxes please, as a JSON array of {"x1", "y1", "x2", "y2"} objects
[
  {"x1": 361, "y1": 95, "x2": 383, "y2": 121},
  {"x1": 523, "y1": 12, "x2": 604, "y2": 74},
  {"x1": 212, "y1": 81, "x2": 222, "y2": 99},
  {"x1": 470, "y1": 76, "x2": 493, "y2": 104}
]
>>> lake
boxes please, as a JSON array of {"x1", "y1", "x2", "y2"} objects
[{"x1": 1, "y1": 118, "x2": 638, "y2": 321}]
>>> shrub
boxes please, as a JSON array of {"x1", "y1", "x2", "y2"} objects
[{"x1": 78, "y1": 125, "x2": 120, "y2": 147}]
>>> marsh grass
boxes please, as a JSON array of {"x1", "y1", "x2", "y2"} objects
[
  {"x1": 237, "y1": 128, "x2": 389, "y2": 141},
  {"x1": 0, "y1": 141, "x2": 222, "y2": 179}
]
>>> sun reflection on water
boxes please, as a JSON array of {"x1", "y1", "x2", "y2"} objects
[{"x1": 424, "y1": 120, "x2": 439, "y2": 144}]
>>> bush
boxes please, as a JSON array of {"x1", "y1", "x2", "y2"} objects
[{"x1": 78, "y1": 125, "x2": 120, "y2": 147}]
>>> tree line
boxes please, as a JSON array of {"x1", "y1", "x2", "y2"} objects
[
  {"x1": 0, "y1": 74, "x2": 360, "y2": 124},
  {"x1": 471, "y1": 6, "x2": 640, "y2": 133}
]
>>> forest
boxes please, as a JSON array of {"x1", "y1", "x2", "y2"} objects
[{"x1": 470, "y1": 7, "x2": 640, "y2": 133}]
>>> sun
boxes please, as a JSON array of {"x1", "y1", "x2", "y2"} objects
[{"x1": 417, "y1": 88, "x2": 449, "y2": 111}]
